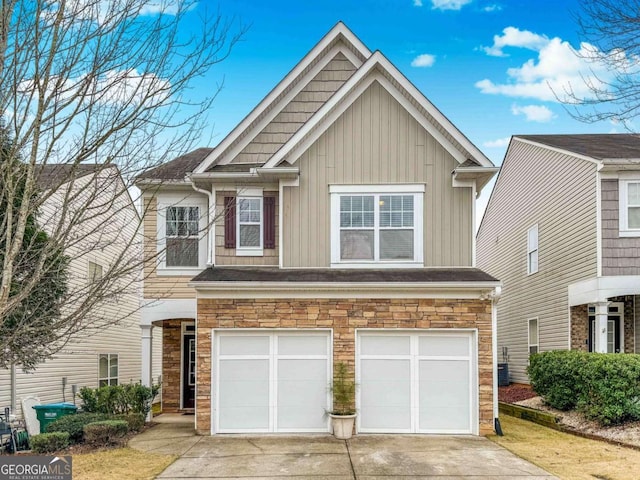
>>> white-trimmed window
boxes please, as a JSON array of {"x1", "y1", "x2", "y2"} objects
[
  {"x1": 528, "y1": 318, "x2": 539, "y2": 355},
  {"x1": 619, "y1": 180, "x2": 640, "y2": 236},
  {"x1": 166, "y1": 206, "x2": 199, "y2": 267},
  {"x1": 157, "y1": 193, "x2": 208, "y2": 274},
  {"x1": 236, "y1": 196, "x2": 263, "y2": 256},
  {"x1": 88, "y1": 261, "x2": 103, "y2": 282},
  {"x1": 330, "y1": 185, "x2": 424, "y2": 267},
  {"x1": 527, "y1": 224, "x2": 538, "y2": 275},
  {"x1": 99, "y1": 354, "x2": 118, "y2": 387}
]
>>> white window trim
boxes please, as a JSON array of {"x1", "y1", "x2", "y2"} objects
[
  {"x1": 88, "y1": 260, "x2": 103, "y2": 283},
  {"x1": 330, "y1": 185, "x2": 425, "y2": 268},
  {"x1": 157, "y1": 192, "x2": 208, "y2": 275},
  {"x1": 98, "y1": 353, "x2": 119, "y2": 387},
  {"x1": 527, "y1": 224, "x2": 538, "y2": 275},
  {"x1": 527, "y1": 318, "x2": 539, "y2": 356},
  {"x1": 236, "y1": 194, "x2": 264, "y2": 257},
  {"x1": 619, "y1": 180, "x2": 640, "y2": 237}
]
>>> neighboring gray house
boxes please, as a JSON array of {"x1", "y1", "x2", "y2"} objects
[{"x1": 477, "y1": 134, "x2": 640, "y2": 383}]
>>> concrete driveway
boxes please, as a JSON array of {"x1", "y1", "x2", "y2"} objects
[{"x1": 130, "y1": 415, "x2": 556, "y2": 479}]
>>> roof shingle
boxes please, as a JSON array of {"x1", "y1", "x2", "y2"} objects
[{"x1": 516, "y1": 134, "x2": 640, "y2": 160}]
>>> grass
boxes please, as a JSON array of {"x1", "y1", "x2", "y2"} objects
[
  {"x1": 72, "y1": 446, "x2": 176, "y2": 480},
  {"x1": 489, "y1": 415, "x2": 640, "y2": 480}
]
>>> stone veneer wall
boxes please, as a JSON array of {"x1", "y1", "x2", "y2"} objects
[
  {"x1": 196, "y1": 298, "x2": 494, "y2": 435},
  {"x1": 570, "y1": 305, "x2": 589, "y2": 351},
  {"x1": 161, "y1": 319, "x2": 192, "y2": 413}
]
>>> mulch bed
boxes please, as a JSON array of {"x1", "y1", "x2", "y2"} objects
[{"x1": 499, "y1": 383, "x2": 538, "y2": 403}]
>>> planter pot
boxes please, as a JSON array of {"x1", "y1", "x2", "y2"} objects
[{"x1": 329, "y1": 413, "x2": 356, "y2": 440}]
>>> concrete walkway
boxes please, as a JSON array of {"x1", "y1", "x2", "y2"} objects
[{"x1": 130, "y1": 414, "x2": 557, "y2": 479}]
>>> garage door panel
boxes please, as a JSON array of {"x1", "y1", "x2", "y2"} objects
[
  {"x1": 419, "y1": 335, "x2": 469, "y2": 357},
  {"x1": 278, "y1": 359, "x2": 327, "y2": 430},
  {"x1": 360, "y1": 335, "x2": 410, "y2": 355},
  {"x1": 218, "y1": 359, "x2": 269, "y2": 431},
  {"x1": 278, "y1": 335, "x2": 326, "y2": 355},
  {"x1": 219, "y1": 336, "x2": 270, "y2": 355},
  {"x1": 419, "y1": 359, "x2": 470, "y2": 432},
  {"x1": 360, "y1": 359, "x2": 411, "y2": 431},
  {"x1": 215, "y1": 332, "x2": 330, "y2": 433}
]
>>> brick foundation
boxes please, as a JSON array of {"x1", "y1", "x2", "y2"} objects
[
  {"x1": 195, "y1": 298, "x2": 494, "y2": 436},
  {"x1": 570, "y1": 305, "x2": 589, "y2": 351}
]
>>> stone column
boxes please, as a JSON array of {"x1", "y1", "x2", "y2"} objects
[
  {"x1": 594, "y1": 301, "x2": 609, "y2": 353},
  {"x1": 141, "y1": 324, "x2": 154, "y2": 420}
]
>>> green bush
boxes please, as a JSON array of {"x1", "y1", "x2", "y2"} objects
[
  {"x1": 83, "y1": 420, "x2": 129, "y2": 446},
  {"x1": 30, "y1": 432, "x2": 70, "y2": 453},
  {"x1": 528, "y1": 350, "x2": 587, "y2": 411},
  {"x1": 46, "y1": 412, "x2": 111, "y2": 443},
  {"x1": 114, "y1": 412, "x2": 145, "y2": 432},
  {"x1": 528, "y1": 351, "x2": 640, "y2": 425},
  {"x1": 78, "y1": 382, "x2": 160, "y2": 416}
]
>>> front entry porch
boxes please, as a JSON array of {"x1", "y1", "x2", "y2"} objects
[{"x1": 570, "y1": 296, "x2": 639, "y2": 353}]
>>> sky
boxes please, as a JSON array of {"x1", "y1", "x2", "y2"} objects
[{"x1": 181, "y1": 0, "x2": 621, "y2": 224}]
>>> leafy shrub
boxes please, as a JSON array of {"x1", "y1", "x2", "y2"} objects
[
  {"x1": 78, "y1": 382, "x2": 160, "y2": 417},
  {"x1": 30, "y1": 432, "x2": 70, "y2": 453},
  {"x1": 83, "y1": 420, "x2": 129, "y2": 446},
  {"x1": 46, "y1": 412, "x2": 111, "y2": 443},
  {"x1": 528, "y1": 351, "x2": 640, "y2": 425},
  {"x1": 114, "y1": 412, "x2": 145, "y2": 432},
  {"x1": 528, "y1": 350, "x2": 587, "y2": 410},
  {"x1": 330, "y1": 362, "x2": 356, "y2": 415}
]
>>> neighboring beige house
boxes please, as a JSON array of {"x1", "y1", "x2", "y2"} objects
[
  {"x1": 477, "y1": 134, "x2": 640, "y2": 384},
  {"x1": 0, "y1": 165, "x2": 162, "y2": 417},
  {"x1": 137, "y1": 22, "x2": 500, "y2": 436}
]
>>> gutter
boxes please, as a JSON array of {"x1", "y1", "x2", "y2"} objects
[{"x1": 188, "y1": 176, "x2": 215, "y2": 267}]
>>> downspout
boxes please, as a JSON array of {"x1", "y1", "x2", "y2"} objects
[
  {"x1": 491, "y1": 286, "x2": 502, "y2": 433},
  {"x1": 189, "y1": 178, "x2": 214, "y2": 267}
]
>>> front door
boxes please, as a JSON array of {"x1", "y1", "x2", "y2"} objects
[
  {"x1": 588, "y1": 303, "x2": 622, "y2": 353},
  {"x1": 182, "y1": 334, "x2": 195, "y2": 409}
]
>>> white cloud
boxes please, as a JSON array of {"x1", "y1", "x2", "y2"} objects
[
  {"x1": 483, "y1": 137, "x2": 511, "y2": 148},
  {"x1": 483, "y1": 4, "x2": 502, "y2": 12},
  {"x1": 431, "y1": 0, "x2": 472, "y2": 11},
  {"x1": 413, "y1": 0, "x2": 423, "y2": 6},
  {"x1": 411, "y1": 54, "x2": 436, "y2": 68},
  {"x1": 476, "y1": 28, "x2": 622, "y2": 103},
  {"x1": 482, "y1": 27, "x2": 549, "y2": 57},
  {"x1": 511, "y1": 104, "x2": 555, "y2": 122}
]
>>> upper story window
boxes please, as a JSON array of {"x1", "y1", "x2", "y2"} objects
[
  {"x1": 157, "y1": 193, "x2": 208, "y2": 275},
  {"x1": 237, "y1": 196, "x2": 263, "y2": 255},
  {"x1": 88, "y1": 261, "x2": 103, "y2": 282},
  {"x1": 619, "y1": 180, "x2": 640, "y2": 237},
  {"x1": 166, "y1": 206, "x2": 199, "y2": 267},
  {"x1": 527, "y1": 224, "x2": 538, "y2": 275},
  {"x1": 330, "y1": 185, "x2": 424, "y2": 268}
]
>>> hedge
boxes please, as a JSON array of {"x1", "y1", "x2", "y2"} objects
[
  {"x1": 46, "y1": 412, "x2": 112, "y2": 443},
  {"x1": 78, "y1": 382, "x2": 160, "y2": 417},
  {"x1": 528, "y1": 350, "x2": 640, "y2": 425},
  {"x1": 30, "y1": 432, "x2": 70, "y2": 453},
  {"x1": 83, "y1": 420, "x2": 129, "y2": 446}
]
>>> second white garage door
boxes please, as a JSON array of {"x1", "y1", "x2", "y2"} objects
[
  {"x1": 357, "y1": 330, "x2": 477, "y2": 434},
  {"x1": 213, "y1": 330, "x2": 331, "y2": 434}
]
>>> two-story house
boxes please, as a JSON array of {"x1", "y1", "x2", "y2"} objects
[
  {"x1": 137, "y1": 23, "x2": 500, "y2": 436},
  {"x1": 477, "y1": 134, "x2": 640, "y2": 384},
  {"x1": 0, "y1": 164, "x2": 162, "y2": 418}
]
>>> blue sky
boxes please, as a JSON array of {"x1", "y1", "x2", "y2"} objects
[{"x1": 185, "y1": 0, "x2": 618, "y2": 220}]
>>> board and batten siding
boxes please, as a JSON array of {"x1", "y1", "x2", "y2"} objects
[
  {"x1": 231, "y1": 52, "x2": 357, "y2": 164},
  {"x1": 477, "y1": 139, "x2": 598, "y2": 383},
  {"x1": 214, "y1": 191, "x2": 279, "y2": 266},
  {"x1": 283, "y1": 80, "x2": 473, "y2": 268},
  {"x1": 601, "y1": 179, "x2": 640, "y2": 275},
  {"x1": 143, "y1": 195, "x2": 196, "y2": 300}
]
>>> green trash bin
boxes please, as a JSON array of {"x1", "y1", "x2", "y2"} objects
[{"x1": 33, "y1": 403, "x2": 78, "y2": 433}]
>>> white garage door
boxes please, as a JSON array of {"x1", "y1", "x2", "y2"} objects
[
  {"x1": 357, "y1": 330, "x2": 477, "y2": 434},
  {"x1": 213, "y1": 330, "x2": 331, "y2": 433}
]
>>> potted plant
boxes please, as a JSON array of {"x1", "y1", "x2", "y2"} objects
[{"x1": 329, "y1": 362, "x2": 357, "y2": 439}]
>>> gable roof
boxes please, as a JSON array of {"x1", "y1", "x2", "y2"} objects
[
  {"x1": 515, "y1": 134, "x2": 640, "y2": 161},
  {"x1": 261, "y1": 50, "x2": 493, "y2": 169},
  {"x1": 194, "y1": 22, "x2": 371, "y2": 173}
]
